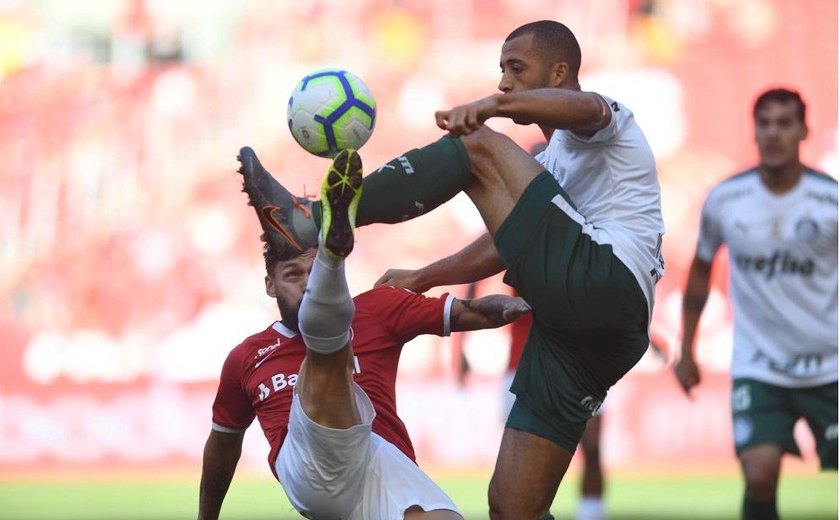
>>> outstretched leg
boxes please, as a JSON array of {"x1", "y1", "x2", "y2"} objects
[
  {"x1": 274, "y1": 150, "x2": 371, "y2": 520},
  {"x1": 340, "y1": 126, "x2": 543, "y2": 237},
  {"x1": 292, "y1": 150, "x2": 465, "y2": 520},
  {"x1": 296, "y1": 149, "x2": 365, "y2": 427},
  {"x1": 238, "y1": 128, "x2": 544, "y2": 255}
]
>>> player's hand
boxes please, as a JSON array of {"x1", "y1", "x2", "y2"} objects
[
  {"x1": 374, "y1": 269, "x2": 430, "y2": 293},
  {"x1": 435, "y1": 96, "x2": 498, "y2": 136},
  {"x1": 673, "y1": 356, "x2": 701, "y2": 398},
  {"x1": 470, "y1": 294, "x2": 531, "y2": 327},
  {"x1": 498, "y1": 296, "x2": 531, "y2": 322}
]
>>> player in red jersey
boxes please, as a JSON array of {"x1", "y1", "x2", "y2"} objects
[{"x1": 198, "y1": 150, "x2": 530, "y2": 520}]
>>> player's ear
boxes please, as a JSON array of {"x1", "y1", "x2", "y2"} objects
[
  {"x1": 550, "y1": 62, "x2": 569, "y2": 87},
  {"x1": 265, "y1": 275, "x2": 276, "y2": 298}
]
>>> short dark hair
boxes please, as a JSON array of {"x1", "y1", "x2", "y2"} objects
[
  {"x1": 505, "y1": 20, "x2": 582, "y2": 79},
  {"x1": 753, "y1": 88, "x2": 807, "y2": 125}
]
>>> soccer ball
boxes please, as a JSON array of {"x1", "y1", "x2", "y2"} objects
[{"x1": 287, "y1": 68, "x2": 377, "y2": 158}]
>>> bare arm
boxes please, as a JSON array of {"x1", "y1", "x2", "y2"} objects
[
  {"x1": 374, "y1": 233, "x2": 505, "y2": 292},
  {"x1": 197, "y1": 429, "x2": 245, "y2": 520},
  {"x1": 450, "y1": 294, "x2": 531, "y2": 332},
  {"x1": 674, "y1": 256, "x2": 714, "y2": 396},
  {"x1": 435, "y1": 89, "x2": 610, "y2": 136}
]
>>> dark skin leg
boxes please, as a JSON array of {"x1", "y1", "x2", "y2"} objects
[
  {"x1": 740, "y1": 444, "x2": 783, "y2": 500},
  {"x1": 459, "y1": 126, "x2": 546, "y2": 235},
  {"x1": 580, "y1": 414, "x2": 604, "y2": 497},
  {"x1": 488, "y1": 428, "x2": 574, "y2": 520},
  {"x1": 455, "y1": 127, "x2": 577, "y2": 519},
  {"x1": 404, "y1": 507, "x2": 463, "y2": 520}
]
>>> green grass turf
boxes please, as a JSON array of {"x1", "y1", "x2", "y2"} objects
[{"x1": 0, "y1": 471, "x2": 835, "y2": 519}]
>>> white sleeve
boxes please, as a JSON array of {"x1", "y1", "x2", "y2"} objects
[
  {"x1": 696, "y1": 191, "x2": 723, "y2": 262},
  {"x1": 442, "y1": 294, "x2": 455, "y2": 337},
  {"x1": 566, "y1": 94, "x2": 622, "y2": 144}
]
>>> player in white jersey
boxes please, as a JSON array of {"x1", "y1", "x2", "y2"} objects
[
  {"x1": 243, "y1": 20, "x2": 663, "y2": 520},
  {"x1": 370, "y1": 20, "x2": 664, "y2": 520},
  {"x1": 675, "y1": 88, "x2": 838, "y2": 520},
  {"x1": 531, "y1": 93, "x2": 664, "y2": 314}
]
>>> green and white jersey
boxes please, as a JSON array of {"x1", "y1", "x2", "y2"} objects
[
  {"x1": 697, "y1": 168, "x2": 838, "y2": 387},
  {"x1": 535, "y1": 96, "x2": 665, "y2": 317}
]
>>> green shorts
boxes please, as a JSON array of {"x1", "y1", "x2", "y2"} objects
[
  {"x1": 495, "y1": 172, "x2": 649, "y2": 452},
  {"x1": 732, "y1": 378, "x2": 838, "y2": 470}
]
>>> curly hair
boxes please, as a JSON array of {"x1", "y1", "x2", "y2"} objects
[{"x1": 262, "y1": 243, "x2": 282, "y2": 276}]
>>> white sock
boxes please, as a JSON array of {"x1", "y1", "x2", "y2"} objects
[
  {"x1": 576, "y1": 496, "x2": 606, "y2": 520},
  {"x1": 298, "y1": 246, "x2": 354, "y2": 354}
]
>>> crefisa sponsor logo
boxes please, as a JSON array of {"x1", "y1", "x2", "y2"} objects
[{"x1": 733, "y1": 250, "x2": 815, "y2": 279}]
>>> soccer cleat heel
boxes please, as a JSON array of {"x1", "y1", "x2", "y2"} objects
[{"x1": 320, "y1": 149, "x2": 363, "y2": 259}]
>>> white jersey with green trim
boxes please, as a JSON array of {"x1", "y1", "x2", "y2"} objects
[
  {"x1": 535, "y1": 95, "x2": 665, "y2": 318},
  {"x1": 697, "y1": 167, "x2": 838, "y2": 387}
]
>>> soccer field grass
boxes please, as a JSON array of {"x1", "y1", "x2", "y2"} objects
[{"x1": 0, "y1": 471, "x2": 835, "y2": 520}]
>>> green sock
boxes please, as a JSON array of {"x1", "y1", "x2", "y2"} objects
[
  {"x1": 742, "y1": 496, "x2": 778, "y2": 520},
  {"x1": 312, "y1": 135, "x2": 472, "y2": 229}
]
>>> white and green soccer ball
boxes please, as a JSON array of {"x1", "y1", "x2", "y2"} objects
[{"x1": 287, "y1": 68, "x2": 377, "y2": 158}]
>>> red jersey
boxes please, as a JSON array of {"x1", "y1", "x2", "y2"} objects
[{"x1": 211, "y1": 286, "x2": 452, "y2": 478}]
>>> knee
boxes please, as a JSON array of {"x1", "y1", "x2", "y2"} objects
[
  {"x1": 459, "y1": 128, "x2": 524, "y2": 192},
  {"x1": 488, "y1": 477, "x2": 547, "y2": 520},
  {"x1": 461, "y1": 126, "x2": 505, "y2": 155},
  {"x1": 742, "y1": 461, "x2": 779, "y2": 498},
  {"x1": 487, "y1": 482, "x2": 504, "y2": 520},
  {"x1": 461, "y1": 126, "x2": 522, "y2": 173},
  {"x1": 488, "y1": 476, "x2": 511, "y2": 520},
  {"x1": 488, "y1": 495, "x2": 513, "y2": 520}
]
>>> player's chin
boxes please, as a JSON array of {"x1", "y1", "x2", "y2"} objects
[{"x1": 760, "y1": 155, "x2": 794, "y2": 171}]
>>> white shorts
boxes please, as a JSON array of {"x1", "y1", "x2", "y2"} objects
[{"x1": 276, "y1": 383, "x2": 460, "y2": 520}]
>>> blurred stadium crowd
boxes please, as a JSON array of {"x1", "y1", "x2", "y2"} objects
[{"x1": 0, "y1": 0, "x2": 836, "y2": 472}]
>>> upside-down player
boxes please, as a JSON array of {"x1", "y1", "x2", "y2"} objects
[{"x1": 198, "y1": 150, "x2": 531, "y2": 519}]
